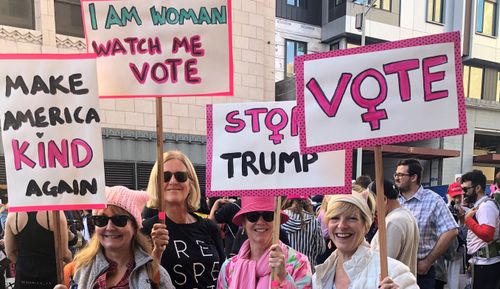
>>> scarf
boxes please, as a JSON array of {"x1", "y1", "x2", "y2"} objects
[{"x1": 229, "y1": 240, "x2": 272, "y2": 289}]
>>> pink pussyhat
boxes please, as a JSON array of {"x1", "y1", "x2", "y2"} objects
[{"x1": 105, "y1": 186, "x2": 149, "y2": 228}]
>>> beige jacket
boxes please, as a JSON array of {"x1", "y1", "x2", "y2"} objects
[{"x1": 312, "y1": 242, "x2": 419, "y2": 289}]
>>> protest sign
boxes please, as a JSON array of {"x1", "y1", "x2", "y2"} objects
[
  {"x1": 81, "y1": 0, "x2": 233, "y2": 98},
  {"x1": 207, "y1": 101, "x2": 351, "y2": 197},
  {"x1": 295, "y1": 31, "x2": 467, "y2": 154},
  {"x1": 0, "y1": 54, "x2": 106, "y2": 212}
]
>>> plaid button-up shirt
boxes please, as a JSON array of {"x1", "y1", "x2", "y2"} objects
[{"x1": 399, "y1": 186, "x2": 458, "y2": 260}]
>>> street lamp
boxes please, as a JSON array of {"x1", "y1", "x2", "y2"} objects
[{"x1": 353, "y1": 0, "x2": 378, "y2": 178}]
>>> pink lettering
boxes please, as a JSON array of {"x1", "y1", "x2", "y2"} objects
[
  {"x1": 225, "y1": 111, "x2": 246, "y2": 133},
  {"x1": 71, "y1": 139, "x2": 93, "y2": 168},
  {"x1": 47, "y1": 139, "x2": 69, "y2": 168},
  {"x1": 383, "y1": 59, "x2": 420, "y2": 101},
  {"x1": 12, "y1": 139, "x2": 35, "y2": 170},
  {"x1": 306, "y1": 74, "x2": 352, "y2": 117},
  {"x1": 265, "y1": 108, "x2": 288, "y2": 144},
  {"x1": 244, "y1": 108, "x2": 268, "y2": 132},
  {"x1": 423, "y1": 55, "x2": 448, "y2": 101}
]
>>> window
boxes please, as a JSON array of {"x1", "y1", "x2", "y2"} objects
[
  {"x1": 287, "y1": 0, "x2": 306, "y2": 8},
  {"x1": 463, "y1": 65, "x2": 484, "y2": 99},
  {"x1": 330, "y1": 42, "x2": 340, "y2": 50},
  {"x1": 477, "y1": 0, "x2": 498, "y2": 36},
  {"x1": 55, "y1": 0, "x2": 84, "y2": 37},
  {"x1": 336, "y1": 0, "x2": 345, "y2": 5},
  {"x1": 378, "y1": 0, "x2": 391, "y2": 11},
  {"x1": 285, "y1": 40, "x2": 307, "y2": 78},
  {"x1": 496, "y1": 72, "x2": 500, "y2": 101},
  {"x1": 427, "y1": 0, "x2": 445, "y2": 23},
  {"x1": 0, "y1": 0, "x2": 35, "y2": 30}
]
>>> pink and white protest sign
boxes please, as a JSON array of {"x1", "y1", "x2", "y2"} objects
[
  {"x1": 81, "y1": 0, "x2": 233, "y2": 98},
  {"x1": 0, "y1": 54, "x2": 106, "y2": 212},
  {"x1": 206, "y1": 101, "x2": 351, "y2": 197},
  {"x1": 295, "y1": 31, "x2": 467, "y2": 154}
]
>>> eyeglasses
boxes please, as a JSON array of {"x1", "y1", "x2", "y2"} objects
[
  {"x1": 245, "y1": 211, "x2": 274, "y2": 223},
  {"x1": 394, "y1": 173, "x2": 411, "y2": 178},
  {"x1": 461, "y1": 186, "x2": 475, "y2": 193},
  {"x1": 92, "y1": 215, "x2": 131, "y2": 227},
  {"x1": 164, "y1": 171, "x2": 188, "y2": 183}
]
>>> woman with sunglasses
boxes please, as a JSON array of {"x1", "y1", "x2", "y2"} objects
[
  {"x1": 54, "y1": 186, "x2": 174, "y2": 289},
  {"x1": 142, "y1": 151, "x2": 225, "y2": 289},
  {"x1": 217, "y1": 196, "x2": 313, "y2": 289}
]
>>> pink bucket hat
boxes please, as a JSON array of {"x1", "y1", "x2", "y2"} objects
[
  {"x1": 105, "y1": 186, "x2": 149, "y2": 228},
  {"x1": 232, "y1": 196, "x2": 289, "y2": 225}
]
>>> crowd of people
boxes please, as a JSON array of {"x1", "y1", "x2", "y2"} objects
[{"x1": 0, "y1": 152, "x2": 499, "y2": 289}]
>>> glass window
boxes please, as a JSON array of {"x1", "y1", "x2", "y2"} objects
[
  {"x1": 55, "y1": 0, "x2": 84, "y2": 37},
  {"x1": 427, "y1": 0, "x2": 445, "y2": 23},
  {"x1": 330, "y1": 42, "x2": 340, "y2": 50},
  {"x1": 378, "y1": 0, "x2": 392, "y2": 11},
  {"x1": 0, "y1": 0, "x2": 35, "y2": 30},
  {"x1": 336, "y1": 0, "x2": 345, "y2": 5},
  {"x1": 477, "y1": 0, "x2": 498, "y2": 36},
  {"x1": 285, "y1": 40, "x2": 307, "y2": 78},
  {"x1": 287, "y1": 0, "x2": 306, "y2": 8},
  {"x1": 496, "y1": 72, "x2": 500, "y2": 101},
  {"x1": 463, "y1": 65, "x2": 484, "y2": 99}
]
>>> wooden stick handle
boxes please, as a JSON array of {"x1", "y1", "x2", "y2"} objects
[
  {"x1": 270, "y1": 196, "x2": 282, "y2": 289},
  {"x1": 155, "y1": 97, "x2": 165, "y2": 224},
  {"x1": 374, "y1": 146, "x2": 388, "y2": 279},
  {"x1": 52, "y1": 211, "x2": 64, "y2": 285}
]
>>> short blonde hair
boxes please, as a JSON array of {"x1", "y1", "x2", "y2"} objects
[
  {"x1": 323, "y1": 196, "x2": 372, "y2": 234},
  {"x1": 146, "y1": 150, "x2": 200, "y2": 212}
]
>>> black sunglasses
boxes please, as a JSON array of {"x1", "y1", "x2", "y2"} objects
[
  {"x1": 164, "y1": 171, "x2": 188, "y2": 183},
  {"x1": 92, "y1": 215, "x2": 131, "y2": 227},
  {"x1": 462, "y1": 186, "x2": 475, "y2": 193},
  {"x1": 245, "y1": 211, "x2": 274, "y2": 223}
]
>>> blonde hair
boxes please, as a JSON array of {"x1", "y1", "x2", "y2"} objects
[
  {"x1": 146, "y1": 150, "x2": 200, "y2": 212},
  {"x1": 72, "y1": 206, "x2": 159, "y2": 284},
  {"x1": 323, "y1": 200, "x2": 371, "y2": 234}
]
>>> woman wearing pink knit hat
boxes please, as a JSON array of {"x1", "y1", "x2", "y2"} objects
[{"x1": 54, "y1": 186, "x2": 175, "y2": 289}]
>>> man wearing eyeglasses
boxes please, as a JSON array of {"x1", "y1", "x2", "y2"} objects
[
  {"x1": 461, "y1": 170, "x2": 500, "y2": 289},
  {"x1": 394, "y1": 158, "x2": 458, "y2": 289}
]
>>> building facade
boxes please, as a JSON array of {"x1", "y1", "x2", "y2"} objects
[
  {"x1": 275, "y1": 0, "x2": 500, "y2": 186},
  {"x1": 0, "y1": 0, "x2": 276, "y2": 205}
]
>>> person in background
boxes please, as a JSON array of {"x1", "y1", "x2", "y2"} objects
[
  {"x1": 369, "y1": 179, "x2": 419, "y2": 276},
  {"x1": 55, "y1": 186, "x2": 174, "y2": 289},
  {"x1": 281, "y1": 196, "x2": 325, "y2": 269},
  {"x1": 395, "y1": 158, "x2": 458, "y2": 289},
  {"x1": 313, "y1": 194, "x2": 418, "y2": 289},
  {"x1": 208, "y1": 197, "x2": 241, "y2": 257},
  {"x1": 354, "y1": 175, "x2": 372, "y2": 189},
  {"x1": 315, "y1": 195, "x2": 335, "y2": 265},
  {"x1": 4, "y1": 210, "x2": 72, "y2": 289},
  {"x1": 217, "y1": 196, "x2": 312, "y2": 289},
  {"x1": 461, "y1": 170, "x2": 500, "y2": 289},
  {"x1": 143, "y1": 150, "x2": 225, "y2": 289}
]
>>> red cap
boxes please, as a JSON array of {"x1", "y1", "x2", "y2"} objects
[{"x1": 448, "y1": 182, "x2": 463, "y2": 198}]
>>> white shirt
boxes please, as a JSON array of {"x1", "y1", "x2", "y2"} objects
[{"x1": 467, "y1": 196, "x2": 500, "y2": 265}]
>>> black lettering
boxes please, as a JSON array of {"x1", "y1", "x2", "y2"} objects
[
  {"x1": 220, "y1": 152, "x2": 241, "y2": 179},
  {"x1": 5, "y1": 75, "x2": 29, "y2": 97},
  {"x1": 48, "y1": 107, "x2": 65, "y2": 126},
  {"x1": 242, "y1": 151, "x2": 259, "y2": 177},
  {"x1": 302, "y1": 153, "x2": 318, "y2": 172},
  {"x1": 69, "y1": 73, "x2": 89, "y2": 95},
  {"x1": 2, "y1": 110, "x2": 35, "y2": 131},
  {"x1": 279, "y1": 152, "x2": 301, "y2": 173},
  {"x1": 85, "y1": 108, "x2": 100, "y2": 123},
  {"x1": 30, "y1": 75, "x2": 50, "y2": 94},
  {"x1": 80, "y1": 178, "x2": 98, "y2": 195},
  {"x1": 26, "y1": 179, "x2": 43, "y2": 196},
  {"x1": 259, "y1": 151, "x2": 276, "y2": 174},
  {"x1": 34, "y1": 107, "x2": 48, "y2": 127}
]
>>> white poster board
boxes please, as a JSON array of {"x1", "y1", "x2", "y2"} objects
[
  {"x1": 295, "y1": 32, "x2": 467, "y2": 153},
  {"x1": 81, "y1": 0, "x2": 233, "y2": 98},
  {"x1": 207, "y1": 101, "x2": 351, "y2": 197},
  {"x1": 0, "y1": 54, "x2": 106, "y2": 212}
]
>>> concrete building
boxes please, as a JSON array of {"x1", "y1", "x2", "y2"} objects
[
  {"x1": 275, "y1": 0, "x2": 500, "y2": 186},
  {"x1": 0, "y1": 0, "x2": 276, "y2": 208}
]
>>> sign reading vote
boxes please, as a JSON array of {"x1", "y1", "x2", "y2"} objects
[
  {"x1": 81, "y1": 0, "x2": 233, "y2": 98},
  {"x1": 0, "y1": 54, "x2": 106, "y2": 212},
  {"x1": 295, "y1": 31, "x2": 467, "y2": 154},
  {"x1": 207, "y1": 101, "x2": 351, "y2": 197}
]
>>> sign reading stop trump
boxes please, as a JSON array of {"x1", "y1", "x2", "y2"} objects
[{"x1": 295, "y1": 31, "x2": 467, "y2": 154}]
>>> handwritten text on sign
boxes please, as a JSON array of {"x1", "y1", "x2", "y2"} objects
[
  {"x1": 0, "y1": 54, "x2": 106, "y2": 212},
  {"x1": 296, "y1": 32, "x2": 467, "y2": 154},
  {"x1": 81, "y1": 0, "x2": 233, "y2": 98},
  {"x1": 207, "y1": 101, "x2": 351, "y2": 197}
]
